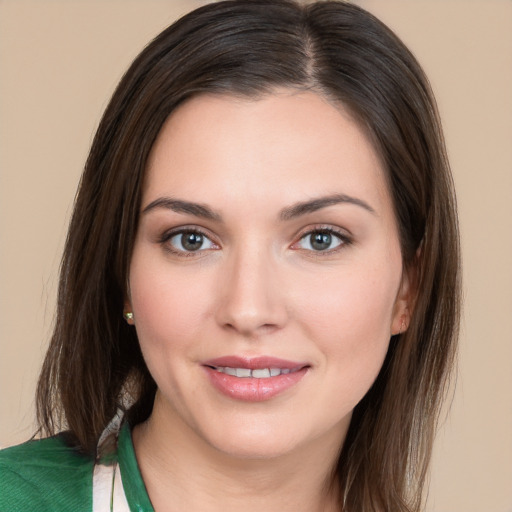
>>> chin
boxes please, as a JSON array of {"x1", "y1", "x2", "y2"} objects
[
  {"x1": 192, "y1": 415, "x2": 306, "y2": 460},
  {"x1": 209, "y1": 433, "x2": 301, "y2": 460},
  {"x1": 196, "y1": 412, "x2": 347, "y2": 462}
]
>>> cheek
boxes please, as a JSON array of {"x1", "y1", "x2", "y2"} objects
[
  {"x1": 294, "y1": 262, "x2": 398, "y2": 384},
  {"x1": 128, "y1": 263, "x2": 219, "y2": 412},
  {"x1": 298, "y1": 263, "x2": 397, "y2": 336},
  {"x1": 128, "y1": 255, "x2": 214, "y2": 355}
]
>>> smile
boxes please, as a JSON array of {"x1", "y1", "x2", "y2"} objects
[
  {"x1": 203, "y1": 356, "x2": 309, "y2": 402},
  {"x1": 210, "y1": 367, "x2": 295, "y2": 378}
]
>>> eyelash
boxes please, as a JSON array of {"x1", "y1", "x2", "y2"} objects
[
  {"x1": 158, "y1": 227, "x2": 218, "y2": 257},
  {"x1": 292, "y1": 226, "x2": 352, "y2": 255},
  {"x1": 158, "y1": 225, "x2": 352, "y2": 257}
]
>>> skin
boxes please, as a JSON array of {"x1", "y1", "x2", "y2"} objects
[{"x1": 126, "y1": 90, "x2": 412, "y2": 512}]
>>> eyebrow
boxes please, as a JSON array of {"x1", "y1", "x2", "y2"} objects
[
  {"x1": 279, "y1": 193, "x2": 376, "y2": 220},
  {"x1": 142, "y1": 197, "x2": 222, "y2": 221},
  {"x1": 142, "y1": 193, "x2": 376, "y2": 222}
]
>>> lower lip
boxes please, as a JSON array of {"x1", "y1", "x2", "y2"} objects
[{"x1": 204, "y1": 366, "x2": 308, "y2": 402}]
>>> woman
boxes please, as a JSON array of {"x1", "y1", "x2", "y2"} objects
[{"x1": 0, "y1": 1, "x2": 460, "y2": 511}]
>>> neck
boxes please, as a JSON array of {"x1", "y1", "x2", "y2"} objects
[{"x1": 132, "y1": 394, "x2": 346, "y2": 512}]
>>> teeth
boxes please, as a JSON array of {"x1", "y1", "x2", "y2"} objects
[
  {"x1": 252, "y1": 368, "x2": 271, "y2": 378},
  {"x1": 235, "y1": 368, "x2": 251, "y2": 378},
  {"x1": 214, "y1": 367, "x2": 294, "y2": 378}
]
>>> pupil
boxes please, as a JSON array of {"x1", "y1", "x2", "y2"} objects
[
  {"x1": 311, "y1": 232, "x2": 331, "y2": 251},
  {"x1": 182, "y1": 232, "x2": 203, "y2": 251}
]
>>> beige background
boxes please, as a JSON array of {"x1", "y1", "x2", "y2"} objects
[{"x1": 1, "y1": 1, "x2": 511, "y2": 511}]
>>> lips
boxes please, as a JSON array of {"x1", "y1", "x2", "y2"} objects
[{"x1": 202, "y1": 356, "x2": 309, "y2": 402}]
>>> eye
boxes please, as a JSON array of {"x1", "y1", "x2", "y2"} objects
[
  {"x1": 166, "y1": 229, "x2": 217, "y2": 253},
  {"x1": 294, "y1": 229, "x2": 347, "y2": 252}
]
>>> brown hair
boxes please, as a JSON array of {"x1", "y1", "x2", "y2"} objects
[{"x1": 36, "y1": 1, "x2": 461, "y2": 510}]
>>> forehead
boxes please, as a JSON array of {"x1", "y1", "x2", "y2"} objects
[{"x1": 143, "y1": 90, "x2": 391, "y2": 216}]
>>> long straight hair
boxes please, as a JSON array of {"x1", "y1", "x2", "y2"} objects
[{"x1": 36, "y1": 1, "x2": 461, "y2": 510}]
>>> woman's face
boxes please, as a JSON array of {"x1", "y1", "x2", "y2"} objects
[{"x1": 128, "y1": 91, "x2": 410, "y2": 458}]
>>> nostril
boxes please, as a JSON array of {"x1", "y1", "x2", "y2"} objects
[{"x1": 221, "y1": 321, "x2": 282, "y2": 338}]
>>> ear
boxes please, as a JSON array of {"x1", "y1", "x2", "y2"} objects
[{"x1": 390, "y1": 263, "x2": 417, "y2": 336}]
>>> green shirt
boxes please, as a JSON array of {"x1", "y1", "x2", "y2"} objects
[{"x1": 0, "y1": 423, "x2": 154, "y2": 512}]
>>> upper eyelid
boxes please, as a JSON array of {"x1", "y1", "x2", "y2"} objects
[
  {"x1": 159, "y1": 225, "x2": 215, "y2": 241},
  {"x1": 294, "y1": 224, "x2": 352, "y2": 240}
]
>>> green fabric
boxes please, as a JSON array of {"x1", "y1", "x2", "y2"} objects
[
  {"x1": 0, "y1": 423, "x2": 154, "y2": 512},
  {"x1": 117, "y1": 423, "x2": 154, "y2": 512},
  {"x1": 0, "y1": 433, "x2": 94, "y2": 511}
]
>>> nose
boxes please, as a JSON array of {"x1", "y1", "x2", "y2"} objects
[{"x1": 215, "y1": 245, "x2": 288, "y2": 337}]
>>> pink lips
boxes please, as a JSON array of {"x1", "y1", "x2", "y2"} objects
[{"x1": 202, "y1": 356, "x2": 309, "y2": 402}]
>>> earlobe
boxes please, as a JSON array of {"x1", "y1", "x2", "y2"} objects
[
  {"x1": 123, "y1": 303, "x2": 135, "y2": 325},
  {"x1": 391, "y1": 266, "x2": 416, "y2": 336},
  {"x1": 392, "y1": 309, "x2": 409, "y2": 336},
  {"x1": 124, "y1": 281, "x2": 135, "y2": 325}
]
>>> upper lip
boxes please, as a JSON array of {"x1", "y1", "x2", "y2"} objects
[{"x1": 203, "y1": 355, "x2": 309, "y2": 370}]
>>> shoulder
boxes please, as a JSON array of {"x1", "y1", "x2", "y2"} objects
[{"x1": 0, "y1": 433, "x2": 94, "y2": 512}]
